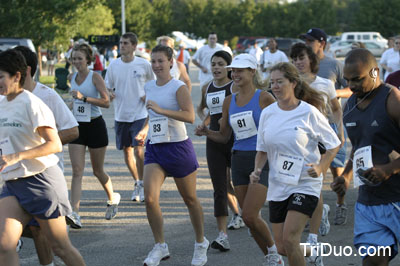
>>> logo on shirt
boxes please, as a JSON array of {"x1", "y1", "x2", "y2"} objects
[
  {"x1": 371, "y1": 120, "x2": 379, "y2": 127},
  {"x1": 292, "y1": 193, "x2": 305, "y2": 206}
]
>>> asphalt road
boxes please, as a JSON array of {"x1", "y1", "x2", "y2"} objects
[{"x1": 17, "y1": 65, "x2": 399, "y2": 266}]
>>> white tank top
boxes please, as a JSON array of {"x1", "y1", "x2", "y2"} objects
[{"x1": 170, "y1": 59, "x2": 181, "y2": 79}]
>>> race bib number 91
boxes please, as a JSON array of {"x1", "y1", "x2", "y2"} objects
[{"x1": 230, "y1": 111, "x2": 258, "y2": 140}]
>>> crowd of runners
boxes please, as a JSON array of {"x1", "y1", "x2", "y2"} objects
[{"x1": 0, "y1": 27, "x2": 399, "y2": 266}]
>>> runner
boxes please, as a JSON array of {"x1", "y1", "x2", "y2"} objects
[
  {"x1": 135, "y1": 45, "x2": 208, "y2": 266},
  {"x1": 253, "y1": 62, "x2": 340, "y2": 266},
  {"x1": 0, "y1": 49, "x2": 85, "y2": 266},
  {"x1": 67, "y1": 43, "x2": 120, "y2": 228},
  {"x1": 196, "y1": 50, "x2": 244, "y2": 252},
  {"x1": 195, "y1": 54, "x2": 284, "y2": 265}
]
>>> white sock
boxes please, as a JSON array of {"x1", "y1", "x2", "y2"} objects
[
  {"x1": 137, "y1": 180, "x2": 143, "y2": 186},
  {"x1": 42, "y1": 262, "x2": 54, "y2": 266},
  {"x1": 267, "y1": 244, "x2": 278, "y2": 254},
  {"x1": 308, "y1": 233, "x2": 318, "y2": 243}
]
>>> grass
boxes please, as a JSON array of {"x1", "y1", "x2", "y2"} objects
[{"x1": 39, "y1": 75, "x2": 55, "y2": 86}]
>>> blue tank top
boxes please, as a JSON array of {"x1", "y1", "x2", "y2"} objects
[
  {"x1": 229, "y1": 89, "x2": 262, "y2": 151},
  {"x1": 344, "y1": 84, "x2": 400, "y2": 205},
  {"x1": 71, "y1": 71, "x2": 102, "y2": 118}
]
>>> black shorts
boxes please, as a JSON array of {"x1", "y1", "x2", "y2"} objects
[
  {"x1": 70, "y1": 116, "x2": 108, "y2": 148},
  {"x1": 269, "y1": 193, "x2": 319, "y2": 223}
]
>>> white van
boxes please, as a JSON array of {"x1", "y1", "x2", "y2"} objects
[
  {"x1": 0, "y1": 38, "x2": 36, "y2": 53},
  {"x1": 339, "y1": 32, "x2": 387, "y2": 47}
]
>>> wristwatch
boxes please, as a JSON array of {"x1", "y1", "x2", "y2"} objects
[{"x1": 83, "y1": 96, "x2": 87, "y2": 103}]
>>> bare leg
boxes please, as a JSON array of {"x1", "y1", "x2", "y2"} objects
[
  {"x1": 68, "y1": 144, "x2": 86, "y2": 212},
  {"x1": 0, "y1": 196, "x2": 31, "y2": 266},
  {"x1": 309, "y1": 194, "x2": 323, "y2": 235},
  {"x1": 134, "y1": 146, "x2": 144, "y2": 181},
  {"x1": 216, "y1": 216, "x2": 228, "y2": 234},
  {"x1": 123, "y1": 146, "x2": 139, "y2": 182},
  {"x1": 174, "y1": 171, "x2": 205, "y2": 243},
  {"x1": 143, "y1": 164, "x2": 167, "y2": 243},
  {"x1": 30, "y1": 226, "x2": 54, "y2": 265},
  {"x1": 36, "y1": 216, "x2": 85, "y2": 266},
  {"x1": 226, "y1": 168, "x2": 240, "y2": 215},
  {"x1": 89, "y1": 146, "x2": 114, "y2": 201},
  {"x1": 331, "y1": 166, "x2": 345, "y2": 204}
]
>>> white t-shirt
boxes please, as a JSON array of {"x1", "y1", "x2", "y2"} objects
[
  {"x1": 223, "y1": 45, "x2": 233, "y2": 55},
  {"x1": 380, "y1": 48, "x2": 400, "y2": 80},
  {"x1": 249, "y1": 47, "x2": 263, "y2": 64},
  {"x1": 170, "y1": 59, "x2": 181, "y2": 80},
  {"x1": 0, "y1": 91, "x2": 59, "y2": 181},
  {"x1": 260, "y1": 50, "x2": 289, "y2": 70},
  {"x1": 33, "y1": 82, "x2": 78, "y2": 171},
  {"x1": 105, "y1": 57, "x2": 155, "y2": 122},
  {"x1": 193, "y1": 44, "x2": 223, "y2": 87},
  {"x1": 256, "y1": 101, "x2": 340, "y2": 201},
  {"x1": 310, "y1": 76, "x2": 337, "y2": 122}
]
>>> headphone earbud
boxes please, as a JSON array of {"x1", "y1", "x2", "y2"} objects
[{"x1": 371, "y1": 68, "x2": 378, "y2": 78}]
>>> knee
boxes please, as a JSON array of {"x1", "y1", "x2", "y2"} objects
[
  {"x1": 92, "y1": 168, "x2": 106, "y2": 179},
  {"x1": 71, "y1": 165, "x2": 84, "y2": 177},
  {"x1": 145, "y1": 194, "x2": 159, "y2": 209},
  {"x1": 182, "y1": 195, "x2": 199, "y2": 209},
  {"x1": 134, "y1": 147, "x2": 144, "y2": 158},
  {"x1": 242, "y1": 210, "x2": 258, "y2": 229},
  {"x1": 282, "y1": 235, "x2": 297, "y2": 254},
  {"x1": 0, "y1": 238, "x2": 17, "y2": 254}
]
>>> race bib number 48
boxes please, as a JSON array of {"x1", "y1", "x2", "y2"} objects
[
  {"x1": 73, "y1": 101, "x2": 91, "y2": 122},
  {"x1": 230, "y1": 111, "x2": 258, "y2": 140},
  {"x1": 149, "y1": 117, "x2": 169, "y2": 144}
]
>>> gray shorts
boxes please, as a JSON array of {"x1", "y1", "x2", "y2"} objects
[
  {"x1": 231, "y1": 150, "x2": 269, "y2": 187},
  {"x1": 0, "y1": 165, "x2": 72, "y2": 219}
]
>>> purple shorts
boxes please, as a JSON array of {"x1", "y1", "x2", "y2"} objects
[{"x1": 144, "y1": 138, "x2": 199, "y2": 178}]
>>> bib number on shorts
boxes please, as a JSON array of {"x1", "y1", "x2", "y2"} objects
[
  {"x1": 0, "y1": 137, "x2": 21, "y2": 174},
  {"x1": 275, "y1": 153, "x2": 304, "y2": 185},
  {"x1": 73, "y1": 101, "x2": 91, "y2": 122},
  {"x1": 353, "y1": 145, "x2": 373, "y2": 188},
  {"x1": 230, "y1": 111, "x2": 258, "y2": 140},
  {"x1": 207, "y1": 90, "x2": 225, "y2": 115},
  {"x1": 149, "y1": 117, "x2": 169, "y2": 144}
]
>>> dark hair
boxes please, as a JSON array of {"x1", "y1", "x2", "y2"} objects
[
  {"x1": 151, "y1": 44, "x2": 174, "y2": 61},
  {"x1": 290, "y1": 43, "x2": 319, "y2": 74},
  {"x1": 72, "y1": 43, "x2": 94, "y2": 65},
  {"x1": 0, "y1": 49, "x2": 27, "y2": 87},
  {"x1": 270, "y1": 62, "x2": 327, "y2": 116},
  {"x1": 268, "y1": 38, "x2": 278, "y2": 49},
  {"x1": 211, "y1": 50, "x2": 232, "y2": 79},
  {"x1": 13, "y1": 46, "x2": 37, "y2": 77},
  {"x1": 122, "y1": 32, "x2": 138, "y2": 45}
]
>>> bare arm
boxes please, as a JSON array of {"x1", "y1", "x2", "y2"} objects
[
  {"x1": 260, "y1": 90, "x2": 276, "y2": 109},
  {"x1": 330, "y1": 97, "x2": 345, "y2": 147},
  {"x1": 192, "y1": 58, "x2": 207, "y2": 73},
  {"x1": 177, "y1": 61, "x2": 192, "y2": 94},
  {"x1": 71, "y1": 72, "x2": 110, "y2": 108},
  {"x1": 308, "y1": 146, "x2": 340, "y2": 178},
  {"x1": 147, "y1": 85, "x2": 195, "y2": 123},
  {"x1": 58, "y1": 127, "x2": 79, "y2": 145},
  {"x1": 197, "y1": 83, "x2": 209, "y2": 120},
  {"x1": 335, "y1": 87, "x2": 352, "y2": 98},
  {"x1": 250, "y1": 151, "x2": 268, "y2": 184},
  {"x1": 0, "y1": 127, "x2": 62, "y2": 171}
]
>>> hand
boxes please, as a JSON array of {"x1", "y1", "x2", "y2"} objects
[
  {"x1": 70, "y1": 90, "x2": 84, "y2": 100},
  {"x1": 108, "y1": 89, "x2": 115, "y2": 101},
  {"x1": 362, "y1": 166, "x2": 390, "y2": 184},
  {"x1": 0, "y1": 153, "x2": 20, "y2": 172},
  {"x1": 146, "y1": 100, "x2": 162, "y2": 114},
  {"x1": 195, "y1": 124, "x2": 208, "y2": 136},
  {"x1": 331, "y1": 176, "x2": 347, "y2": 197},
  {"x1": 338, "y1": 133, "x2": 345, "y2": 148},
  {"x1": 306, "y1": 163, "x2": 322, "y2": 178},
  {"x1": 135, "y1": 129, "x2": 148, "y2": 146},
  {"x1": 250, "y1": 168, "x2": 262, "y2": 184}
]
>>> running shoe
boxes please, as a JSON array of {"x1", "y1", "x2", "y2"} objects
[
  {"x1": 105, "y1": 192, "x2": 121, "y2": 220},
  {"x1": 191, "y1": 237, "x2": 209, "y2": 266},
  {"x1": 211, "y1": 232, "x2": 230, "y2": 252},
  {"x1": 319, "y1": 204, "x2": 330, "y2": 236},
  {"x1": 139, "y1": 182, "x2": 145, "y2": 202},
  {"x1": 16, "y1": 239, "x2": 23, "y2": 253},
  {"x1": 334, "y1": 203, "x2": 348, "y2": 225},
  {"x1": 131, "y1": 182, "x2": 139, "y2": 201},
  {"x1": 143, "y1": 243, "x2": 170, "y2": 266},
  {"x1": 66, "y1": 211, "x2": 82, "y2": 229},
  {"x1": 227, "y1": 214, "x2": 245, "y2": 230},
  {"x1": 307, "y1": 243, "x2": 324, "y2": 266},
  {"x1": 264, "y1": 252, "x2": 284, "y2": 266}
]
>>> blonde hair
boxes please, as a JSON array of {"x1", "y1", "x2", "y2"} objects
[
  {"x1": 270, "y1": 62, "x2": 328, "y2": 116},
  {"x1": 157, "y1": 36, "x2": 175, "y2": 48},
  {"x1": 72, "y1": 43, "x2": 95, "y2": 65}
]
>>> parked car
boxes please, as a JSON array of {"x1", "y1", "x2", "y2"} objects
[
  {"x1": 339, "y1": 32, "x2": 387, "y2": 47},
  {"x1": 0, "y1": 38, "x2": 35, "y2": 53},
  {"x1": 330, "y1": 40, "x2": 386, "y2": 57},
  {"x1": 236, "y1": 36, "x2": 266, "y2": 53},
  {"x1": 274, "y1": 38, "x2": 304, "y2": 56}
]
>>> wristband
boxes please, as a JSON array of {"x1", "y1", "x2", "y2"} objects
[{"x1": 83, "y1": 96, "x2": 87, "y2": 103}]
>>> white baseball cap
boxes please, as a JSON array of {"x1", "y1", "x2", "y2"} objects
[{"x1": 226, "y1": 54, "x2": 257, "y2": 70}]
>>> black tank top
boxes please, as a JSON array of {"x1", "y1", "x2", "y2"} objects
[
  {"x1": 206, "y1": 81, "x2": 234, "y2": 131},
  {"x1": 344, "y1": 84, "x2": 400, "y2": 205}
]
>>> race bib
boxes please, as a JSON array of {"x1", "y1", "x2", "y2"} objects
[
  {"x1": 206, "y1": 90, "x2": 225, "y2": 115},
  {"x1": 275, "y1": 153, "x2": 304, "y2": 185},
  {"x1": 353, "y1": 146, "x2": 373, "y2": 188},
  {"x1": 0, "y1": 137, "x2": 21, "y2": 173},
  {"x1": 230, "y1": 111, "x2": 258, "y2": 140},
  {"x1": 149, "y1": 117, "x2": 169, "y2": 144},
  {"x1": 73, "y1": 101, "x2": 91, "y2": 122}
]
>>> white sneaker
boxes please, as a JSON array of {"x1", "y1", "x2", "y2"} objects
[
  {"x1": 319, "y1": 204, "x2": 330, "y2": 236},
  {"x1": 139, "y1": 182, "x2": 145, "y2": 202},
  {"x1": 16, "y1": 239, "x2": 23, "y2": 253},
  {"x1": 105, "y1": 192, "x2": 121, "y2": 220},
  {"x1": 143, "y1": 243, "x2": 170, "y2": 266},
  {"x1": 131, "y1": 182, "x2": 139, "y2": 201},
  {"x1": 66, "y1": 211, "x2": 82, "y2": 229},
  {"x1": 307, "y1": 244, "x2": 324, "y2": 266},
  {"x1": 191, "y1": 237, "x2": 209, "y2": 266},
  {"x1": 211, "y1": 232, "x2": 230, "y2": 252},
  {"x1": 227, "y1": 214, "x2": 245, "y2": 230},
  {"x1": 264, "y1": 252, "x2": 284, "y2": 266}
]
